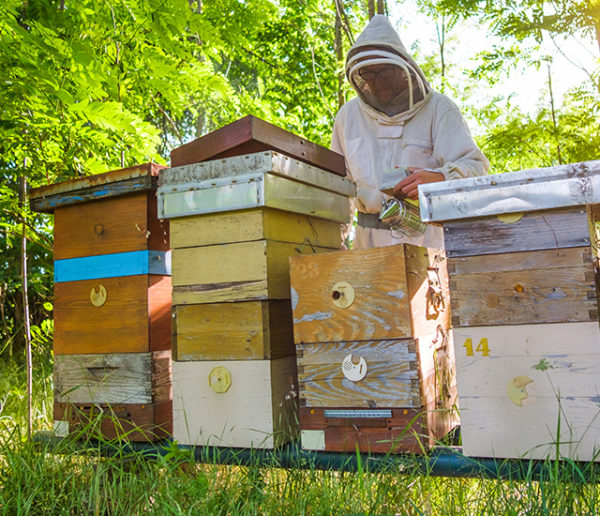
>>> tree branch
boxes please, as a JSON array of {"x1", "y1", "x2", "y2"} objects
[
  {"x1": 151, "y1": 93, "x2": 183, "y2": 144},
  {"x1": 311, "y1": 45, "x2": 335, "y2": 120},
  {"x1": 334, "y1": 0, "x2": 354, "y2": 44}
]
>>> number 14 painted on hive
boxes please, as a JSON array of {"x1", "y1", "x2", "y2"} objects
[{"x1": 463, "y1": 338, "x2": 490, "y2": 357}]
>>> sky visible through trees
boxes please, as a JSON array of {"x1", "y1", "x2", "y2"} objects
[{"x1": 392, "y1": 0, "x2": 598, "y2": 122}]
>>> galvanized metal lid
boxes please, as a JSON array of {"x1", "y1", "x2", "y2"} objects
[
  {"x1": 157, "y1": 151, "x2": 356, "y2": 222},
  {"x1": 419, "y1": 160, "x2": 600, "y2": 222}
]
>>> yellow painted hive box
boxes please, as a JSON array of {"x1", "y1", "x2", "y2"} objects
[
  {"x1": 168, "y1": 208, "x2": 343, "y2": 361},
  {"x1": 158, "y1": 150, "x2": 355, "y2": 364}
]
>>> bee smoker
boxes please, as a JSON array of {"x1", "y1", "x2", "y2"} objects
[{"x1": 379, "y1": 197, "x2": 427, "y2": 237}]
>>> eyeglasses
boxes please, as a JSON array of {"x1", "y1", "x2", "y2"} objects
[{"x1": 358, "y1": 67, "x2": 397, "y2": 81}]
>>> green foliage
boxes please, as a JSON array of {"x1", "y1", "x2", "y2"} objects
[
  {"x1": 0, "y1": 0, "x2": 364, "y2": 362},
  {"x1": 2, "y1": 357, "x2": 600, "y2": 513},
  {"x1": 414, "y1": 0, "x2": 599, "y2": 174},
  {"x1": 430, "y1": 0, "x2": 600, "y2": 43},
  {"x1": 1, "y1": 12, "x2": 600, "y2": 513},
  {"x1": 472, "y1": 75, "x2": 600, "y2": 173}
]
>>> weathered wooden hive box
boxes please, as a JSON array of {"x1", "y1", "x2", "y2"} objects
[
  {"x1": 170, "y1": 114, "x2": 346, "y2": 177},
  {"x1": 289, "y1": 244, "x2": 458, "y2": 453},
  {"x1": 29, "y1": 163, "x2": 172, "y2": 441},
  {"x1": 419, "y1": 160, "x2": 600, "y2": 461},
  {"x1": 159, "y1": 119, "x2": 355, "y2": 449}
]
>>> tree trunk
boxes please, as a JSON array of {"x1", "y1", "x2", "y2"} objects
[
  {"x1": 547, "y1": 64, "x2": 563, "y2": 165},
  {"x1": 19, "y1": 165, "x2": 33, "y2": 438},
  {"x1": 436, "y1": 15, "x2": 446, "y2": 93},
  {"x1": 335, "y1": 0, "x2": 345, "y2": 111}
]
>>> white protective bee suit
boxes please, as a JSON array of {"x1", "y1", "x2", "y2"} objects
[{"x1": 332, "y1": 15, "x2": 489, "y2": 249}]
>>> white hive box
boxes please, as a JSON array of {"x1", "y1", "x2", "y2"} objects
[
  {"x1": 172, "y1": 357, "x2": 298, "y2": 448},
  {"x1": 454, "y1": 323, "x2": 600, "y2": 461}
]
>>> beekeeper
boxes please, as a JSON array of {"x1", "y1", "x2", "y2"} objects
[{"x1": 332, "y1": 15, "x2": 489, "y2": 249}]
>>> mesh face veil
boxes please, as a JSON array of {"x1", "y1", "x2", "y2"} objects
[{"x1": 347, "y1": 48, "x2": 430, "y2": 117}]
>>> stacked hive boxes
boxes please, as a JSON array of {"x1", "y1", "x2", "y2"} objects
[
  {"x1": 159, "y1": 118, "x2": 355, "y2": 448},
  {"x1": 289, "y1": 244, "x2": 458, "y2": 453},
  {"x1": 420, "y1": 160, "x2": 600, "y2": 460},
  {"x1": 29, "y1": 164, "x2": 172, "y2": 441}
]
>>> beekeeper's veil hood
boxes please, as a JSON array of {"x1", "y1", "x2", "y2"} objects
[{"x1": 346, "y1": 15, "x2": 431, "y2": 118}]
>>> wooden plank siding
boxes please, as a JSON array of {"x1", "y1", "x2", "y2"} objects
[
  {"x1": 169, "y1": 208, "x2": 341, "y2": 250},
  {"x1": 172, "y1": 240, "x2": 336, "y2": 304},
  {"x1": 289, "y1": 244, "x2": 450, "y2": 343},
  {"x1": 172, "y1": 300, "x2": 294, "y2": 361},
  {"x1": 53, "y1": 191, "x2": 169, "y2": 260},
  {"x1": 54, "y1": 275, "x2": 171, "y2": 355},
  {"x1": 448, "y1": 247, "x2": 598, "y2": 327},
  {"x1": 54, "y1": 351, "x2": 171, "y2": 405},
  {"x1": 442, "y1": 207, "x2": 589, "y2": 258},
  {"x1": 296, "y1": 332, "x2": 456, "y2": 411},
  {"x1": 172, "y1": 357, "x2": 298, "y2": 448}
]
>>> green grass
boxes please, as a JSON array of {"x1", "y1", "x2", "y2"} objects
[{"x1": 2, "y1": 353, "x2": 600, "y2": 515}]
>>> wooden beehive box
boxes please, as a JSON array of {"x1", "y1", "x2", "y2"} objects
[
  {"x1": 161, "y1": 126, "x2": 354, "y2": 449},
  {"x1": 53, "y1": 351, "x2": 172, "y2": 441},
  {"x1": 453, "y1": 322, "x2": 600, "y2": 461},
  {"x1": 31, "y1": 163, "x2": 172, "y2": 356},
  {"x1": 289, "y1": 245, "x2": 450, "y2": 343},
  {"x1": 172, "y1": 357, "x2": 298, "y2": 448},
  {"x1": 419, "y1": 160, "x2": 600, "y2": 461},
  {"x1": 158, "y1": 151, "x2": 355, "y2": 362},
  {"x1": 170, "y1": 115, "x2": 346, "y2": 177},
  {"x1": 289, "y1": 244, "x2": 458, "y2": 453},
  {"x1": 30, "y1": 163, "x2": 173, "y2": 441}
]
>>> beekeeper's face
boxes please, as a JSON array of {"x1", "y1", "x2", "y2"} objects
[
  {"x1": 347, "y1": 45, "x2": 429, "y2": 116},
  {"x1": 357, "y1": 64, "x2": 408, "y2": 102}
]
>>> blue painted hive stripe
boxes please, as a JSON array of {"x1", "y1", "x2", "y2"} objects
[{"x1": 54, "y1": 250, "x2": 171, "y2": 282}]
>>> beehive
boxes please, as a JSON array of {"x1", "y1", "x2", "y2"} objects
[
  {"x1": 172, "y1": 357, "x2": 298, "y2": 448},
  {"x1": 160, "y1": 125, "x2": 355, "y2": 449},
  {"x1": 419, "y1": 159, "x2": 600, "y2": 461},
  {"x1": 289, "y1": 244, "x2": 458, "y2": 453},
  {"x1": 30, "y1": 163, "x2": 173, "y2": 441}
]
